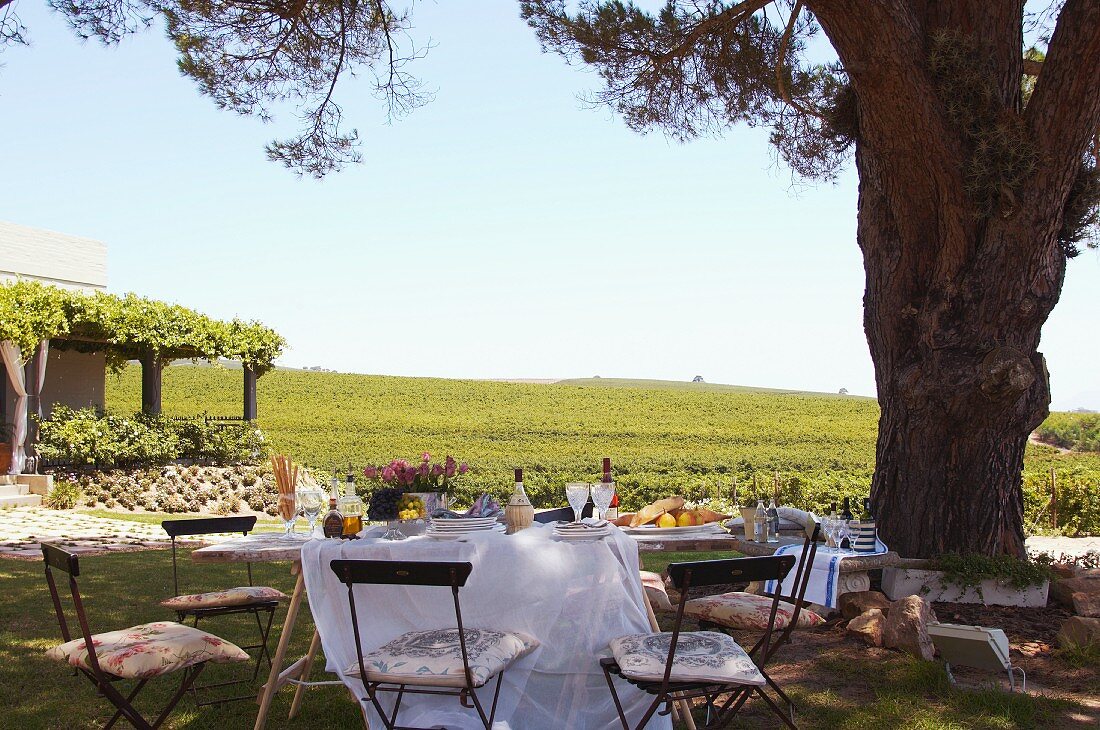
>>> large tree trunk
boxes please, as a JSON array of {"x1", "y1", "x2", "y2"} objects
[
  {"x1": 856, "y1": 143, "x2": 1062, "y2": 558},
  {"x1": 811, "y1": 0, "x2": 1100, "y2": 557}
]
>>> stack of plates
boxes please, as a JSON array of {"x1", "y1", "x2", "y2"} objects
[
  {"x1": 426, "y1": 516, "x2": 505, "y2": 539},
  {"x1": 553, "y1": 520, "x2": 612, "y2": 541}
]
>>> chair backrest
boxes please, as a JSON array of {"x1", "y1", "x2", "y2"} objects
[
  {"x1": 41, "y1": 543, "x2": 106, "y2": 678},
  {"x1": 533, "y1": 504, "x2": 594, "y2": 523},
  {"x1": 666, "y1": 555, "x2": 795, "y2": 591},
  {"x1": 161, "y1": 516, "x2": 257, "y2": 598},
  {"x1": 330, "y1": 560, "x2": 478, "y2": 689}
]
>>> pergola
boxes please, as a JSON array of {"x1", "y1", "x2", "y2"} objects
[{"x1": 0, "y1": 281, "x2": 284, "y2": 474}]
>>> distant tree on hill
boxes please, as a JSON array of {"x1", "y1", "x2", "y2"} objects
[
  {"x1": 693, "y1": 375, "x2": 705, "y2": 383},
  {"x1": 519, "y1": 0, "x2": 1100, "y2": 558},
  {"x1": 839, "y1": 388, "x2": 849, "y2": 396}
]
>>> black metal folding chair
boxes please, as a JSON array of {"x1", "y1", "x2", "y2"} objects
[
  {"x1": 601, "y1": 554, "x2": 798, "y2": 729},
  {"x1": 330, "y1": 559, "x2": 538, "y2": 730},
  {"x1": 161, "y1": 516, "x2": 283, "y2": 704},
  {"x1": 533, "y1": 503, "x2": 593, "y2": 523},
  {"x1": 42, "y1": 543, "x2": 248, "y2": 729}
]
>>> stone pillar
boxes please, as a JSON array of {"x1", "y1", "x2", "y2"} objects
[
  {"x1": 140, "y1": 351, "x2": 163, "y2": 416},
  {"x1": 243, "y1": 365, "x2": 257, "y2": 421}
]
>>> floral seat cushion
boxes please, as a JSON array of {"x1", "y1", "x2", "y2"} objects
[
  {"x1": 46, "y1": 621, "x2": 249, "y2": 679},
  {"x1": 160, "y1": 586, "x2": 286, "y2": 611},
  {"x1": 639, "y1": 570, "x2": 673, "y2": 612},
  {"x1": 610, "y1": 631, "x2": 765, "y2": 686},
  {"x1": 346, "y1": 628, "x2": 539, "y2": 688},
  {"x1": 684, "y1": 591, "x2": 824, "y2": 631}
]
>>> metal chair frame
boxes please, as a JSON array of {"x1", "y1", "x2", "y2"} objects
[
  {"x1": 42, "y1": 542, "x2": 206, "y2": 730},
  {"x1": 161, "y1": 516, "x2": 278, "y2": 705},
  {"x1": 601, "y1": 554, "x2": 800, "y2": 729},
  {"x1": 330, "y1": 559, "x2": 506, "y2": 730}
]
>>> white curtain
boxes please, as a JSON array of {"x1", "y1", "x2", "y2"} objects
[
  {"x1": 29, "y1": 340, "x2": 49, "y2": 470},
  {"x1": 0, "y1": 341, "x2": 27, "y2": 474}
]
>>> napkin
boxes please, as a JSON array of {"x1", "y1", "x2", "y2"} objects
[{"x1": 430, "y1": 493, "x2": 503, "y2": 520}]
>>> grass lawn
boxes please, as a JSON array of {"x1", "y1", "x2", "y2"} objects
[{"x1": 0, "y1": 549, "x2": 1088, "y2": 729}]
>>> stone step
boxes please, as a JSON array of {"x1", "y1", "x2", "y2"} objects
[
  {"x1": 0, "y1": 483, "x2": 29, "y2": 498},
  {"x1": 0, "y1": 494, "x2": 42, "y2": 509},
  {"x1": 0, "y1": 475, "x2": 17, "y2": 486}
]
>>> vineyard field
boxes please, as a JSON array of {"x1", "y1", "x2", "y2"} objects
[{"x1": 104, "y1": 365, "x2": 1100, "y2": 533}]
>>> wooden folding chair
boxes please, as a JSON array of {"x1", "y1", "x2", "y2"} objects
[
  {"x1": 330, "y1": 559, "x2": 539, "y2": 729},
  {"x1": 601, "y1": 554, "x2": 799, "y2": 729},
  {"x1": 42, "y1": 543, "x2": 248, "y2": 729}
]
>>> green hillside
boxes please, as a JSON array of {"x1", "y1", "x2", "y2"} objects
[{"x1": 103, "y1": 365, "x2": 1099, "y2": 531}]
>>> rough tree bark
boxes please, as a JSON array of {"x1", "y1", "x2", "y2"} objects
[{"x1": 809, "y1": 0, "x2": 1100, "y2": 556}]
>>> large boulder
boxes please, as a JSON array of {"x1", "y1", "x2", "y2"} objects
[
  {"x1": 839, "y1": 590, "x2": 893, "y2": 621},
  {"x1": 883, "y1": 595, "x2": 936, "y2": 660},
  {"x1": 1056, "y1": 616, "x2": 1100, "y2": 649},
  {"x1": 847, "y1": 608, "x2": 885, "y2": 647},
  {"x1": 1072, "y1": 592, "x2": 1100, "y2": 618},
  {"x1": 1051, "y1": 574, "x2": 1100, "y2": 606}
]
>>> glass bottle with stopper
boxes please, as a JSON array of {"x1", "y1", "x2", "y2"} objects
[
  {"x1": 505, "y1": 467, "x2": 534, "y2": 534},
  {"x1": 338, "y1": 463, "x2": 364, "y2": 536}
]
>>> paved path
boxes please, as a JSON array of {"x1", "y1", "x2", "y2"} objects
[
  {"x1": 1027, "y1": 535, "x2": 1100, "y2": 561},
  {"x1": 0, "y1": 508, "x2": 188, "y2": 559}
]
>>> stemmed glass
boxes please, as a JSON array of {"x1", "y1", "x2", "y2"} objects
[
  {"x1": 592, "y1": 481, "x2": 615, "y2": 521},
  {"x1": 834, "y1": 519, "x2": 852, "y2": 553},
  {"x1": 296, "y1": 487, "x2": 325, "y2": 536},
  {"x1": 565, "y1": 483, "x2": 590, "y2": 523}
]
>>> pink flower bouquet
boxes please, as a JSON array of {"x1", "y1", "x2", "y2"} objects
[{"x1": 362, "y1": 452, "x2": 469, "y2": 497}]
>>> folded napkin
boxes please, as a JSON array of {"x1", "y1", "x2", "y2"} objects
[
  {"x1": 430, "y1": 493, "x2": 503, "y2": 520},
  {"x1": 763, "y1": 535, "x2": 889, "y2": 609}
]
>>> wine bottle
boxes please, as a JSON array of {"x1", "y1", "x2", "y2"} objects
[
  {"x1": 753, "y1": 500, "x2": 767, "y2": 543},
  {"x1": 863, "y1": 497, "x2": 874, "y2": 519},
  {"x1": 766, "y1": 498, "x2": 780, "y2": 542},
  {"x1": 840, "y1": 497, "x2": 854, "y2": 548},
  {"x1": 505, "y1": 467, "x2": 534, "y2": 534},
  {"x1": 602, "y1": 457, "x2": 612, "y2": 483},
  {"x1": 322, "y1": 470, "x2": 343, "y2": 538}
]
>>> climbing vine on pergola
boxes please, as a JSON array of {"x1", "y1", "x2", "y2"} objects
[{"x1": 0, "y1": 280, "x2": 285, "y2": 418}]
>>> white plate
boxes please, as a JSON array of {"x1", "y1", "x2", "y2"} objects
[
  {"x1": 430, "y1": 519, "x2": 499, "y2": 527},
  {"x1": 429, "y1": 523, "x2": 502, "y2": 531},
  {"x1": 619, "y1": 522, "x2": 724, "y2": 536},
  {"x1": 427, "y1": 525, "x2": 505, "y2": 539}
]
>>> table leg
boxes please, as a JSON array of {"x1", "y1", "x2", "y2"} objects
[
  {"x1": 288, "y1": 628, "x2": 322, "y2": 719},
  {"x1": 255, "y1": 561, "x2": 305, "y2": 730}
]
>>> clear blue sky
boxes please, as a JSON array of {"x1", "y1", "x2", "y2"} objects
[{"x1": 2, "y1": 2, "x2": 1097, "y2": 410}]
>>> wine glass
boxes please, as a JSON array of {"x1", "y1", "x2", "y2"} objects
[
  {"x1": 296, "y1": 487, "x2": 324, "y2": 536},
  {"x1": 565, "y1": 482, "x2": 590, "y2": 523},
  {"x1": 592, "y1": 481, "x2": 615, "y2": 521},
  {"x1": 834, "y1": 520, "x2": 851, "y2": 553},
  {"x1": 277, "y1": 492, "x2": 297, "y2": 539}
]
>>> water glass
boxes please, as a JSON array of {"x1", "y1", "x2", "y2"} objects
[
  {"x1": 278, "y1": 493, "x2": 297, "y2": 539},
  {"x1": 296, "y1": 487, "x2": 325, "y2": 536},
  {"x1": 565, "y1": 482, "x2": 590, "y2": 522},
  {"x1": 834, "y1": 520, "x2": 852, "y2": 552},
  {"x1": 592, "y1": 481, "x2": 615, "y2": 520}
]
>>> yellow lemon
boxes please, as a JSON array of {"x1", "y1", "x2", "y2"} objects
[{"x1": 656, "y1": 513, "x2": 677, "y2": 528}]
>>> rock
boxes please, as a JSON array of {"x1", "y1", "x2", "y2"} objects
[
  {"x1": 882, "y1": 595, "x2": 935, "y2": 660},
  {"x1": 847, "y1": 608, "x2": 885, "y2": 647},
  {"x1": 1051, "y1": 575, "x2": 1100, "y2": 606},
  {"x1": 1072, "y1": 592, "x2": 1100, "y2": 618},
  {"x1": 839, "y1": 590, "x2": 892, "y2": 621},
  {"x1": 1056, "y1": 616, "x2": 1100, "y2": 649}
]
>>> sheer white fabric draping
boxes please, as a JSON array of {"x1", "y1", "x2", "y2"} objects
[
  {"x1": 28, "y1": 340, "x2": 48, "y2": 465},
  {"x1": 0, "y1": 340, "x2": 28, "y2": 474},
  {"x1": 301, "y1": 523, "x2": 671, "y2": 730}
]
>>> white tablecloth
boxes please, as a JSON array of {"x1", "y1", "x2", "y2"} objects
[
  {"x1": 764, "y1": 538, "x2": 888, "y2": 609},
  {"x1": 301, "y1": 522, "x2": 671, "y2": 729}
]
